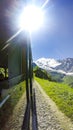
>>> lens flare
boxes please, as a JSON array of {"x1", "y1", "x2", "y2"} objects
[{"x1": 19, "y1": 5, "x2": 44, "y2": 32}]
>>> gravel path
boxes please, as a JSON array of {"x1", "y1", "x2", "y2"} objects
[
  {"x1": 1, "y1": 80, "x2": 73, "y2": 130},
  {"x1": 34, "y1": 80, "x2": 73, "y2": 130},
  {"x1": 2, "y1": 92, "x2": 26, "y2": 130}
]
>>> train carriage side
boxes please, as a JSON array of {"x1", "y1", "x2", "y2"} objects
[{"x1": 0, "y1": 1, "x2": 33, "y2": 129}]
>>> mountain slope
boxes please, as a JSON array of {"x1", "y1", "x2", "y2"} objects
[
  {"x1": 32, "y1": 62, "x2": 37, "y2": 68},
  {"x1": 56, "y1": 58, "x2": 73, "y2": 72},
  {"x1": 63, "y1": 75, "x2": 73, "y2": 87},
  {"x1": 35, "y1": 57, "x2": 73, "y2": 75}
]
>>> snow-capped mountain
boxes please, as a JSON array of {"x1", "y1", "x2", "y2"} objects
[
  {"x1": 34, "y1": 58, "x2": 73, "y2": 75},
  {"x1": 56, "y1": 58, "x2": 73, "y2": 73},
  {"x1": 35, "y1": 58, "x2": 61, "y2": 69}
]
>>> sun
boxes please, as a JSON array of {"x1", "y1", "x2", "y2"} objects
[{"x1": 19, "y1": 5, "x2": 44, "y2": 32}]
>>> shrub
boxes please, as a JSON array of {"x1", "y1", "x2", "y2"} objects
[{"x1": 34, "y1": 68, "x2": 51, "y2": 80}]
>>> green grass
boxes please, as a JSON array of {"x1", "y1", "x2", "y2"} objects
[
  {"x1": 0, "y1": 81, "x2": 26, "y2": 128},
  {"x1": 35, "y1": 77, "x2": 73, "y2": 121}
]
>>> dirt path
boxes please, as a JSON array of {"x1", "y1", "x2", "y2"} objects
[
  {"x1": 1, "y1": 80, "x2": 73, "y2": 130},
  {"x1": 2, "y1": 92, "x2": 26, "y2": 130},
  {"x1": 34, "y1": 80, "x2": 73, "y2": 130}
]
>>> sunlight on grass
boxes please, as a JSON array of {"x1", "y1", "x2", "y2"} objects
[{"x1": 35, "y1": 77, "x2": 73, "y2": 121}]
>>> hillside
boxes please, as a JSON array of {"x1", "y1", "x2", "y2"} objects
[
  {"x1": 63, "y1": 76, "x2": 73, "y2": 87},
  {"x1": 33, "y1": 67, "x2": 51, "y2": 80},
  {"x1": 35, "y1": 77, "x2": 73, "y2": 121},
  {"x1": 49, "y1": 71, "x2": 65, "y2": 82},
  {"x1": 33, "y1": 63, "x2": 65, "y2": 82}
]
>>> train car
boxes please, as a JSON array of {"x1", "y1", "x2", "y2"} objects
[
  {"x1": 0, "y1": 0, "x2": 33, "y2": 108},
  {"x1": 0, "y1": 0, "x2": 32, "y2": 98},
  {"x1": 0, "y1": 1, "x2": 38, "y2": 129}
]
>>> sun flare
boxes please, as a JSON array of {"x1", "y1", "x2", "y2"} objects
[{"x1": 19, "y1": 5, "x2": 44, "y2": 32}]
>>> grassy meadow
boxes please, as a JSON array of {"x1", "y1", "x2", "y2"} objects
[{"x1": 35, "y1": 77, "x2": 73, "y2": 121}]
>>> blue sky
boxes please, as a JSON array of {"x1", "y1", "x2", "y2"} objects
[{"x1": 31, "y1": 0, "x2": 73, "y2": 61}]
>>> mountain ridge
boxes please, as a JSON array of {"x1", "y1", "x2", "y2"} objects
[{"x1": 34, "y1": 57, "x2": 73, "y2": 75}]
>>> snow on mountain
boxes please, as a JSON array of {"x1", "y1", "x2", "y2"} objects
[
  {"x1": 34, "y1": 58, "x2": 73, "y2": 75},
  {"x1": 35, "y1": 57, "x2": 61, "y2": 68},
  {"x1": 56, "y1": 58, "x2": 73, "y2": 73}
]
